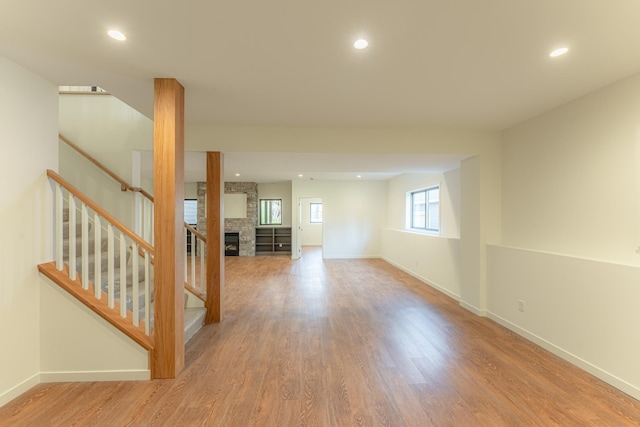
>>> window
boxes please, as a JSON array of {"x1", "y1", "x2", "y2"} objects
[
  {"x1": 310, "y1": 203, "x2": 323, "y2": 223},
  {"x1": 184, "y1": 199, "x2": 198, "y2": 225},
  {"x1": 260, "y1": 199, "x2": 282, "y2": 225},
  {"x1": 410, "y1": 186, "x2": 439, "y2": 232}
]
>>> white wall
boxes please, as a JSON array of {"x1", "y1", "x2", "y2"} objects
[
  {"x1": 381, "y1": 230, "x2": 461, "y2": 299},
  {"x1": 58, "y1": 94, "x2": 153, "y2": 229},
  {"x1": 258, "y1": 182, "x2": 292, "y2": 227},
  {"x1": 491, "y1": 71, "x2": 640, "y2": 399},
  {"x1": 292, "y1": 180, "x2": 387, "y2": 259},
  {"x1": 385, "y1": 170, "x2": 461, "y2": 238},
  {"x1": 40, "y1": 280, "x2": 149, "y2": 381},
  {"x1": 59, "y1": 94, "x2": 153, "y2": 183},
  {"x1": 0, "y1": 56, "x2": 58, "y2": 405},
  {"x1": 300, "y1": 197, "x2": 323, "y2": 246},
  {"x1": 185, "y1": 182, "x2": 198, "y2": 199},
  {"x1": 59, "y1": 143, "x2": 137, "y2": 229},
  {"x1": 382, "y1": 170, "x2": 462, "y2": 298},
  {"x1": 488, "y1": 245, "x2": 640, "y2": 399},
  {"x1": 501, "y1": 72, "x2": 640, "y2": 265}
]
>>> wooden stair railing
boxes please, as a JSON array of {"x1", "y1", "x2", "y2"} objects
[
  {"x1": 184, "y1": 223, "x2": 207, "y2": 302},
  {"x1": 59, "y1": 134, "x2": 133, "y2": 193},
  {"x1": 41, "y1": 170, "x2": 155, "y2": 350},
  {"x1": 59, "y1": 134, "x2": 208, "y2": 299}
]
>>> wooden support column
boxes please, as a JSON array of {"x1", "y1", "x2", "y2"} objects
[
  {"x1": 152, "y1": 78, "x2": 185, "y2": 378},
  {"x1": 205, "y1": 151, "x2": 224, "y2": 323}
]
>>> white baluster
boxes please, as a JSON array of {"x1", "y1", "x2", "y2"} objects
[
  {"x1": 55, "y1": 183, "x2": 63, "y2": 270},
  {"x1": 141, "y1": 197, "x2": 148, "y2": 243},
  {"x1": 144, "y1": 251, "x2": 151, "y2": 335},
  {"x1": 132, "y1": 243, "x2": 139, "y2": 327},
  {"x1": 142, "y1": 198, "x2": 148, "y2": 243},
  {"x1": 191, "y1": 235, "x2": 196, "y2": 291},
  {"x1": 184, "y1": 227, "x2": 188, "y2": 285},
  {"x1": 120, "y1": 232, "x2": 127, "y2": 318},
  {"x1": 141, "y1": 198, "x2": 146, "y2": 242},
  {"x1": 81, "y1": 202, "x2": 89, "y2": 290},
  {"x1": 94, "y1": 213, "x2": 102, "y2": 299},
  {"x1": 133, "y1": 192, "x2": 142, "y2": 238},
  {"x1": 200, "y1": 239, "x2": 206, "y2": 295},
  {"x1": 107, "y1": 224, "x2": 115, "y2": 309},
  {"x1": 150, "y1": 203, "x2": 154, "y2": 246},
  {"x1": 69, "y1": 195, "x2": 77, "y2": 281}
]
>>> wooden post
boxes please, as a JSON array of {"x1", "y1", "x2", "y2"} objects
[
  {"x1": 205, "y1": 152, "x2": 224, "y2": 323},
  {"x1": 152, "y1": 78, "x2": 185, "y2": 378}
]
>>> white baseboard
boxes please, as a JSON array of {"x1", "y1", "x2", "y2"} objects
[
  {"x1": 459, "y1": 300, "x2": 487, "y2": 317},
  {"x1": 1, "y1": 370, "x2": 150, "y2": 407},
  {"x1": 382, "y1": 257, "x2": 461, "y2": 301},
  {"x1": 0, "y1": 373, "x2": 40, "y2": 407},
  {"x1": 324, "y1": 255, "x2": 382, "y2": 259},
  {"x1": 487, "y1": 311, "x2": 640, "y2": 401},
  {"x1": 40, "y1": 369, "x2": 150, "y2": 383}
]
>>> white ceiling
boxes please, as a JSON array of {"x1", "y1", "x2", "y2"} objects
[
  {"x1": 3, "y1": 0, "x2": 640, "y2": 181},
  {"x1": 141, "y1": 151, "x2": 470, "y2": 183}
]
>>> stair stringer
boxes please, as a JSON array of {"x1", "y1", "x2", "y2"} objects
[{"x1": 39, "y1": 269, "x2": 151, "y2": 382}]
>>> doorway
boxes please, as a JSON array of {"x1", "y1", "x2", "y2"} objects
[{"x1": 298, "y1": 197, "x2": 323, "y2": 257}]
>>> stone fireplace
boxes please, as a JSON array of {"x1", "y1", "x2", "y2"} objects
[{"x1": 197, "y1": 181, "x2": 258, "y2": 256}]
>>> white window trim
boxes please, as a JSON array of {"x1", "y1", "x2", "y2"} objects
[
  {"x1": 310, "y1": 202, "x2": 323, "y2": 224},
  {"x1": 406, "y1": 184, "x2": 440, "y2": 234}
]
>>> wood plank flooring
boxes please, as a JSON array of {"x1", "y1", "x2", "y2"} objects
[{"x1": 2, "y1": 247, "x2": 640, "y2": 426}]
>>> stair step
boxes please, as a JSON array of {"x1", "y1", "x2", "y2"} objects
[
  {"x1": 59, "y1": 210, "x2": 201, "y2": 340},
  {"x1": 76, "y1": 250, "x2": 127, "y2": 274},
  {"x1": 106, "y1": 283, "x2": 153, "y2": 309},
  {"x1": 143, "y1": 306, "x2": 206, "y2": 343},
  {"x1": 99, "y1": 272, "x2": 154, "y2": 307},
  {"x1": 185, "y1": 307, "x2": 206, "y2": 343},
  {"x1": 62, "y1": 221, "x2": 89, "y2": 238},
  {"x1": 64, "y1": 233, "x2": 102, "y2": 255}
]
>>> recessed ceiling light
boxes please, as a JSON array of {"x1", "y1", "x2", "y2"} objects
[
  {"x1": 354, "y1": 39, "x2": 368, "y2": 49},
  {"x1": 235, "y1": 173, "x2": 240, "y2": 177},
  {"x1": 356, "y1": 175, "x2": 362, "y2": 178},
  {"x1": 549, "y1": 47, "x2": 569, "y2": 57},
  {"x1": 298, "y1": 174, "x2": 303, "y2": 177},
  {"x1": 107, "y1": 30, "x2": 126, "y2": 41}
]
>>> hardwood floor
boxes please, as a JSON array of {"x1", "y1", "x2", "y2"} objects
[{"x1": 3, "y1": 247, "x2": 640, "y2": 426}]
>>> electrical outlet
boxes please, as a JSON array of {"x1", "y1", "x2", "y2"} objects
[{"x1": 518, "y1": 300, "x2": 525, "y2": 312}]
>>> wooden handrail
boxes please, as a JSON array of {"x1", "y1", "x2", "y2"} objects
[
  {"x1": 185, "y1": 223, "x2": 206, "y2": 242},
  {"x1": 130, "y1": 186, "x2": 155, "y2": 203},
  {"x1": 184, "y1": 283, "x2": 206, "y2": 302},
  {"x1": 47, "y1": 169, "x2": 154, "y2": 255},
  {"x1": 59, "y1": 134, "x2": 205, "y2": 242},
  {"x1": 59, "y1": 91, "x2": 111, "y2": 95},
  {"x1": 59, "y1": 133, "x2": 155, "y2": 203},
  {"x1": 59, "y1": 133, "x2": 133, "y2": 193}
]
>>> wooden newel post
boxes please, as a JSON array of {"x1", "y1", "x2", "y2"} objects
[
  {"x1": 205, "y1": 151, "x2": 224, "y2": 324},
  {"x1": 152, "y1": 78, "x2": 185, "y2": 378}
]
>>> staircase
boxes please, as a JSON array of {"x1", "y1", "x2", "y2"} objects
[
  {"x1": 61, "y1": 207, "x2": 157, "y2": 330},
  {"x1": 41, "y1": 133, "x2": 215, "y2": 380},
  {"x1": 60, "y1": 183, "x2": 206, "y2": 342},
  {"x1": 39, "y1": 167, "x2": 209, "y2": 381}
]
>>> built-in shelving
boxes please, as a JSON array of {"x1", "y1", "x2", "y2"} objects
[{"x1": 255, "y1": 227, "x2": 291, "y2": 255}]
